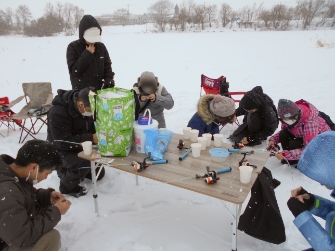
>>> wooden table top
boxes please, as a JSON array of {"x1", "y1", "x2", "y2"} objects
[{"x1": 79, "y1": 133, "x2": 269, "y2": 204}]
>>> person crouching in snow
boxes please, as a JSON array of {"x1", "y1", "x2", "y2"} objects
[
  {"x1": 268, "y1": 99, "x2": 330, "y2": 165},
  {"x1": 187, "y1": 95, "x2": 236, "y2": 137},
  {"x1": 133, "y1": 71, "x2": 174, "y2": 128},
  {"x1": 229, "y1": 86, "x2": 278, "y2": 146},
  {"x1": 287, "y1": 131, "x2": 335, "y2": 251},
  {"x1": 0, "y1": 140, "x2": 71, "y2": 251}
]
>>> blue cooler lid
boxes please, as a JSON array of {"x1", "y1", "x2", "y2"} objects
[
  {"x1": 209, "y1": 148, "x2": 230, "y2": 157},
  {"x1": 138, "y1": 116, "x2": 152, "y2": 125}
]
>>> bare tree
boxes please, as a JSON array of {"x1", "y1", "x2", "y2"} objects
[
  {"x1": 220, "y1": 3, "x2": 232, "y2": 27},
  {"x1": 73, "y1": 6, "x2": 84, "y2": 30},
  {"x1": 63, "y1": 3, "x2": 75, "y2": 34},
  {"x1": 16, "y1": 5, "x2": 32, "y2": 29},
  {"x1": 0, "y1": 10, "x2": 10, "y2": 35},
  {"x1": 44, "y1": 2, "x2": 55, "y2": 16},
  {"x1": 330, "y1": 3, "x2": 335, "y2": 26},
  {"x1": 55, "y1": 2, "x2": 63, "y2": 20},
  {"x1": 296, "y1": 0, "x2": 327, "y2": 29},
  {"x1": 205, "y1": 4, "x2": 217, "y2": 27},
  {"x1": 5, "y1": 7, "x2": 13, "y2": 27},
  {"x1": 114, "y1": 8, "x2": 128, "y2": 26},
  {"x1": 259, "y1": 10, "x2": 272, "y2": 29},
  {"x1": 193, "y1": 4, "x2": 206, "y2": 30},
  {"x1": 182, "y1": 0, "x2": 195, "y2": 27},
  {"x1": 148, "y1": 0, "x2": 174, "y2": 32},
  {"x1": 239, "y1": 4, "x2": 256, "y2": 28},
  {"x1": 178, "y1": 6, "x2": 188, "y2": 31},
  {"x1": 270, "y1": 4, "x2": 288, "y2": 30}
]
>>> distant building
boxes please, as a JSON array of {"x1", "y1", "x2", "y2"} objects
[{"x1": 174, "y1": 4, "x2": 179, "y2": 17}]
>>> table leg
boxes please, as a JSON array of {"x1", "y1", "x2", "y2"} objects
[
  {"x1": 91, "y1": 161, "x2": 99, "y2": 216},
  {"x1": 231, "y1": 204, "x2": 241, "y2": 251}
]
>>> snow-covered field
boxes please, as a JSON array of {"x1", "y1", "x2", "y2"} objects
[{"x1": 1, "y1": 24, "x2": 335, "y2": 251}]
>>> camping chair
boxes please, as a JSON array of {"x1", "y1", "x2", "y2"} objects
[
  {"x1": 200, "y1": 74, "x2": 245, "y2": 102},
  {"x1": 200, "y1": 74, "x2": 246, "y2": 129},
  {"x1": 10, "y1": 82, "x2": 53, "y2": 143},
  {"x1": 0, "y1": 96, "x2": 24, "y2": 137}
]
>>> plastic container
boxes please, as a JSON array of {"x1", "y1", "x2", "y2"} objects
[
  {"x1": 213, "y1": 134, "x2": 223, "y2": 147},
  {"x1": 183, "y1": 127, "x2": 192, "y2": 139},
  {"x1": 82, "y1": 141, "x2": 92, "y2": 155},
  {"x1": 239, "y1": 166, "x2": 253, "y2": 184},
  {"x1": 138, "y1": 115, "x2": 152, "y2": 125},
  {"x1": 191, "y1": 143, "x2": 201, "y2": 158},
  {"x1": 202, "y1": 133, "x2": 212, "y2": 146},
  {"x1": 209, "y1": 148, "x2": 230, "y2": 162},
  {"x1": 190, "y1": 129, "x2": 199, "y2": 142},
  {"x1": 197, "y1": 137, "x2": 207, "y2": 150},
  {"x1": 133, "y1": 109, "x2": 158, "y2": 153}
]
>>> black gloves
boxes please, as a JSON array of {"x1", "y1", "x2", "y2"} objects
[{"x1": 287, "y1": 187, "x2": 315, "y2": 217}]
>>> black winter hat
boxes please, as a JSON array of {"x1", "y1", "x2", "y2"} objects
[
  {"x1": 241, "y1": 86, "x2": 264, "y2": 110},
  {"x1": 242, "y1": 96, "x2": 258, "y2": 110}
]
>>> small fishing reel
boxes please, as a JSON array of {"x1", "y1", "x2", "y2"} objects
[
  {"x1": 269, "y1": 151, "x2": 276, "y2": 157},
  {"x1": 204, "y1": 166, "x2": 220, "y2": 184},
  {"x1": 133, "y1": 152, "x2": 151, "y2": 172},
  {"x1": 240, "y1": 160, "x2": 250, "y2": 166},
  {"x1": 232, "y1": 141, "x2": 244, "y2": 149},
  {"x1": 177, "y1": 139, "x2": 189, "y2": 150}
]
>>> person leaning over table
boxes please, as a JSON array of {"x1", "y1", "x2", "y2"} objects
[{"x1": 187, "y1": 94, "x2": 236, "y2": 138}]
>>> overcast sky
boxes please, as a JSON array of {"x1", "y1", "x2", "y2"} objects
[{"x1": 0, "y1": 0, "x2": 298, "y2": 19}]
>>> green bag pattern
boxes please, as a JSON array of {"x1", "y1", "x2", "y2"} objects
[{"x1": 90, "y1": 87, "x2": 134, "y2": 156}]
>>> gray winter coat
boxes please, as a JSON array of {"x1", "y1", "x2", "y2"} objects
[
  {"x1": 133, "y1": 83, "x2": 174, "y2": 128},
  {"x1": 0, "y1": 155, "x2": 61, "y2": 250}
]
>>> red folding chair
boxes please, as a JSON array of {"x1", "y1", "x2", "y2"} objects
[
  {"x1": 0, "y1": 96, "x2": 23, "y2": 137},
  {"x1": 200, "y1": 74, "x2": 245, "y2": 102}
]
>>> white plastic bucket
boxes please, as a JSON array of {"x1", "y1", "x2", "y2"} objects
[{"x1": 133, "y1": 109, "x2": 158, "y2": 153}]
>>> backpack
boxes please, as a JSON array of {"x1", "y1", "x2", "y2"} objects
[{"x1": 319, "y1": 111, "x2": 335, "y2": 131}]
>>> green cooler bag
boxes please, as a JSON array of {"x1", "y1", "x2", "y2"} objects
[{"x1": 90, "y1": 87, "x2": 134, "y2": 156}]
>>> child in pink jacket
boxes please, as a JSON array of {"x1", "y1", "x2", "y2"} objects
[{"x1": 268, "y1": 99, "x2": 330, "y2": 165}]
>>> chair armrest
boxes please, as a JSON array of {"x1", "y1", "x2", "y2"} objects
[{"x1": 7, "y1": 96, "x2": 24, "y2": 108}]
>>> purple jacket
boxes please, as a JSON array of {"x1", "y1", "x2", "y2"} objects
[{"x1": 270, "y1": 100, "x2": 330, "y2": 160}]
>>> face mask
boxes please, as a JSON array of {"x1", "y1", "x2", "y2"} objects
[
  {"x1": 82, "y1": 112, "x2": 93, "y2": 117},
  {"x1": 284, "y1": 119, "x2": 297, "y2": 125},
  {"x1": 26, "y1": 165, "x2": 39, "y2": 185},
  {"x1": 82, "y1": 107, "x2": 93, "y2": 117}
]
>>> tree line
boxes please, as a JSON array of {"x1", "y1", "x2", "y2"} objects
[
  {"x1": 0, "y1": 2, "x2": 84, "y2": 36},
  {"x1": 1, "y1": 0, "x2": 335, "y2": 36},
  {"x1": 147, "y1": 0, "x2": 335, "y2": 32}
]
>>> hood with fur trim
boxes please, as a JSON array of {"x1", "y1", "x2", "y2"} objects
[{"x1": 197, "y1": 94, "x2": 215, "y2": 125}]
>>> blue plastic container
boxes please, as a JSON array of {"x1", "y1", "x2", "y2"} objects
[{"x1": 209, "y1": 148, "x2": 230, "y2": 162}]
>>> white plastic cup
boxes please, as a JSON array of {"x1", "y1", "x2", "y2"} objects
[
  {"x1": 239, "y1": 166, "x2": 253, "y2": 184},
  {"x1": 82, "y1": 141, "x2": 93, "y2": 155},
  {"x1": 190, "y1": 129, "x2": 199, "y2": 142},
  {"x1": 197, "y1": 137, "x2": 207, "y2": 150},
  {"x1": 202, "y1": 133, "x2": 212, "y2": 146},
  {"x1": 213, "y1": 134, "x2": 223, "y2": 147},
  {"x1": 191, "y1": 143, "x2": 202, "y2": 158},
  {"x1": 183, "y1": 127, "x2": 192, "y2": 139}
]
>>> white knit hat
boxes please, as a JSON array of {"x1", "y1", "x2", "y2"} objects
[{"x1": 83, "y1": 27, "x2": 101, "y2": 43}]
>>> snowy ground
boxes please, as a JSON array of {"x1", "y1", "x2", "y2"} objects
[{"x1": 1, "y1": 24, "x2": 335, "y2": 251}]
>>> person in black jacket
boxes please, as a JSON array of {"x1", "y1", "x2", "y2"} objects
[
  {"x1": 229, "y1": 86, "x2": 278, "y2": 146},
  {"x1": 47, "y1": 87, "x2": 105, "y2": 197},
  {"x1": 67, "y1": 15, "x2": 115, "y2": 90}
]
